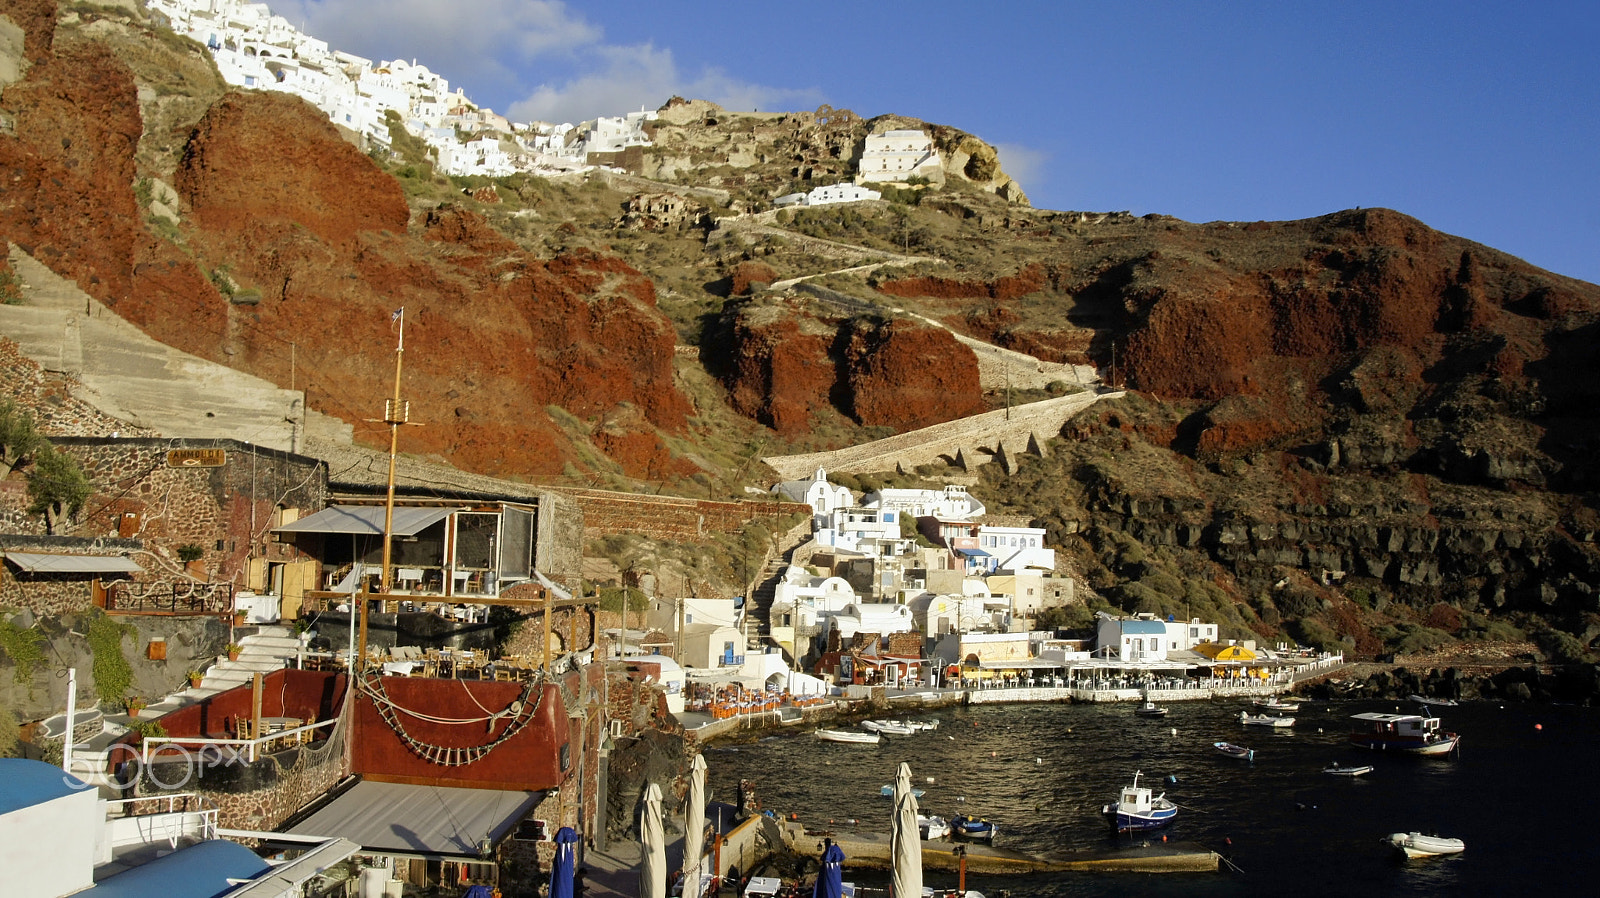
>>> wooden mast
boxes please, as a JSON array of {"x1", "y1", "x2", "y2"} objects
[{"x1": 359, "y1": 307, "x2": 407, "y2": 671}]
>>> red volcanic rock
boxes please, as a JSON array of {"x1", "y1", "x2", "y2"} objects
[
  {"x1": 594, "y1": 429, "x2": 696, "y2": 481},
  {"x1": 0, "y1": 41, "x2": 143, "y2": 302},
  {"x1": 729, "y1": 261, "x2": 778, "y2": 296},
  {"x1": 721, "y1": 310, "x2": 835, "y2": 435},
  {"x1": 846, "y1": 320, "x2": 984, "y2": 430},
  {"x1": 2, "y1": 0, "x2": 58, "y2": 61},
  {"x1": 421, "y1": 204, "x2": 521, "y2": 258},
  {"x1": 176, "y1": 91, "x2": 410, "y2": 244}
]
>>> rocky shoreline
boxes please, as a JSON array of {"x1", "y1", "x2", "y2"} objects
[{"x1": 1299, "y1": 661, "x2": 1600, "y2": 704}]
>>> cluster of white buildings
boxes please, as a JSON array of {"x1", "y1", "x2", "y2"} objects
[
  {"x1": 146, "y1": 0, "x2": 656, "y2": 177},
  {"x1": 145, "y1": 3, "x2": 948, "y2": 202},
  {"x1": 605, "y1": 468, "x2": 1280, "y2": 706}
]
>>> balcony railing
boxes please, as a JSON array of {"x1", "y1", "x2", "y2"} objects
[{"x1": 105, "y1": 581, "x2": 235, "y2": 617}]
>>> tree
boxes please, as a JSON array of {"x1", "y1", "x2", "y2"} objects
[
  {"x1": 0, "y1": 400, "x2": 42, "y2": 474},
  {"x1": 26, "y1": 444, "x2": 91, "y2": 534}
]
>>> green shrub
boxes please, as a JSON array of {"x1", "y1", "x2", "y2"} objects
[
  {"x1": 86, "y1": 611, "x2": 134, "y2": 703},
  {"x1": 0, "y1": 614, "x2": 45, "y2": 685}
]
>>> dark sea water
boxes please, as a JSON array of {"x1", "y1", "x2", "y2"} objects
[{"x1": 704, "y1": 699, "x2": 1598, "y2": 897}]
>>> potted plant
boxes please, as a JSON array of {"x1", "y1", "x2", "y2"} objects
[
  {"x1": 187, "y1": 669, "x2": 205, "y2": 688},
  {"x1": 124, "y1": 696, "x2": 146, "y2": 716},
  {"x1": 225, "y1": 643, "x2": 241, "y2": 661}
]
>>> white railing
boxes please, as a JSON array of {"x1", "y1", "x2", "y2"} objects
[
  {"x1": 141, "y1": 718, "x2": 337, "y2": 765},
  {"x1": 103, "y1": 793, "x2": 218, "y2": 851}
]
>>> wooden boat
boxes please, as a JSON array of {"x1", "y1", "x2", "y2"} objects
[
  {"x1": 880, "y1": 784, "x2": 927, "y2": 799},
  {"x1": 950, "y1": 814, "x2": 997, "y2": 843},
  {"x1": 1239, "y1": 712, "x2": 1295, "y2": 728},
  {"x1": 1134, "y1": 699, "x2": 1168, "y2": 718},
  {"x1": 1322, "y1": 762, "x2": 1374, "y2": 777},
  {"x1": 1349, "y1": 712, "x2": 1460, "y2": 756},
  {"x1": 1407, "y1": 694, "x2": 1458, "y2": 706},
  {"x1": 1101, "y1": 770, "x2": 1177, "y2": 833},
  {"x1": 816, "y1": 728, "x2": 881, "y2": 744},
  {"x1": 1387, "y1": 831, "x2": 1465, "y2": 858},
  {"x1": 1213, "y1": 741, "x2": 1255, "y2": 761}
]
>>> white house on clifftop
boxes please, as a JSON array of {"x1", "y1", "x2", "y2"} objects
[{"x1": 855, "y1": 129, "x2": 941, "y2": 184}]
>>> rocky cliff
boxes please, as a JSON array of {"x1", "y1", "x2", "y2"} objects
[{"x1": 6, "y1": 2, "x2": 1600, "y2": 662}]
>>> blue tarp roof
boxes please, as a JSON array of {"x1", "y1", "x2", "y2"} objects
[
  {"x1": 91, "y1": 839, "x2": 271, "y2": 898},
  {"x1": 0, "y1": 758, "x2": 89, "y2": 815},
  {"x1": 1119, "y1": 620, "x2": 1168, "y2": 634}
]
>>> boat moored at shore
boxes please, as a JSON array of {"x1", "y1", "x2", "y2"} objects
[{"x1": 1349, "y1": 712, "x2": 1460, "y2": 756}]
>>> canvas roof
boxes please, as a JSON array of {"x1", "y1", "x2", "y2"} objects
[
  {"x1": 274, "y1": 504, "x2": 461, "y2": 537},
  {"x1": 3, "y1": 552, "x2": 143, "y2": 574},
  {"x1": 282, "y1": 781, "x2": 542, "y2": 858}
]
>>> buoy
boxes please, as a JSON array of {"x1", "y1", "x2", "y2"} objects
[
  {"x1": 1535, "y1": 723, "x2": 1543, "y2": 731},
  {"x1": 926, "y1": 776, "x2": 935, "y2": 783},
  {"x1": 1162, "y1": 835, "x2": 1167, "y2": 842},
  {"x1": 1036, "y1": 757, "x2": 1042, "y2": 764},
  {"x1": 991, "y1": 751, "x2": 996, "y2": 757},
  {"x1": 1166, "y1": 775, "x2": 1177, "y2": 784},
  {"x1": 1170, "y1": 727, "x2": 1177, "y2": 737}
]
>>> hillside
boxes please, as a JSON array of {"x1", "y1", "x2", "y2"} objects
[{"x1": 4, "y1": 1, "x2": 1600, "y2": 662}]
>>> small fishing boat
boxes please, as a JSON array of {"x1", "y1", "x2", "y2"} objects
[
  {"x1": 906, "y1": 718, "x2": 941, "y2": 731},
  {"x1": 881, "y1": 784, "x2": 927, "y2": 799},
  {"x1": 1134, "y1": 699, "x2": 1168, "y2": 718},
  {"x1": 1407, "y1": 694, "x2": 1459, "y2": 706},
  {"x1": 816, "y1": 728, "x2": 881, "y2": 744},
  {"x1": 1101, "y1": 770, "x2": 1178, "y2": 833},
  {"x1": 1322, "y1": 762, "x2": 1374, "y2": 777},
  {"x1": 1239, "y1": 712, "x2": 1296, "y2": 728},
  {"x1": 861, "y1": 719, "x2": 917, "y2": 736},
  {"x1": 1387, "y1": 831, "x2": 1465, "y2": 858},
  {"x1": 1254, "y1": 698, "x2": 1301, "y2": 712},
  {"x1": 1349, "y1": 712, "x2": 1460, "y2": 756},
  {"x1": 1214, "y1": 741, "x2": 1255, "y2": 761},
  {"x1": 917, "y1": 814, "x2": 951, "y2": 840},
  {"x1": 950, "y1": 814, "x2": 997, "y2": 843}
]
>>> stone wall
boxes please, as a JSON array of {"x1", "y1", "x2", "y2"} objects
[
  {"x1": 159, "y1": 711, "x2": 350, "y2": 833},
  {"x1": 553, "y1": 487, "x2": 809, "y2": 543}
]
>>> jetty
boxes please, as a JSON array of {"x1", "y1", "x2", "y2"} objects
[{"x1": 791, "y1": 829, "x2": 1219, "y2": 875}]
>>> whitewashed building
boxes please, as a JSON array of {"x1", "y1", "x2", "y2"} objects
[
  {"x1": 856, "y1": 129, "x2": 941, "y2": 184},
  {"x1": 773, "y1": 183, "x2": 883, "y2": 207},
  {"x1": 865, "y1": 484, "x2": 985, "y2": 520},
  {"x1": 771, "y1": 468, "x2": 856, "y2": 529}
]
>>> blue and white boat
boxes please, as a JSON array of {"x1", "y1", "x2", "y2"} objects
[
  {"x1": 881, "y1": 784, "x2": 927, "y2": 798},
  {"x1": 950, "y1": 814, "x2": 997, "y2": 843},
  {"x1": 1102, "y1": 771, "x2": 1178, "y2": 833}
]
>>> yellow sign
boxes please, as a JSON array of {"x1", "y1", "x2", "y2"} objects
[{"x1": 166, "y1": 448, "x2": 227, "y2": 468}]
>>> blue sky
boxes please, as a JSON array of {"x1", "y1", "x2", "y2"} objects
[{"x1": 276, "y1": 1, "x2": 1599, "y2": 284}]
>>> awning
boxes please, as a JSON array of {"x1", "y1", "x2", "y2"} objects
[
  {"x1": 954, "y1": 548, "x2": 991, "y2": 557},
  {"x1": 3, "y1": 552, "x2": 143, "y2": 574},
  {"x1": 282, "y1": 781, "x2": 542, "y2": 858},
  {"x1": 274, "y1": 505, "x2": 461, "y2": 537},
  {"x1": 90, "y1": 838, "x2": 270, "y2": 898}
]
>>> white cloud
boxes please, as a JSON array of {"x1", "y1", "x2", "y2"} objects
[
  {"x1": 273, "y1": 0, "x2": 601, "y2": 103},
  {"x1": 993, "y1": 143, "x2": 1048, "y2": 196},
  {"x1": 508, "y1": 43, "x2": 823, "y2": 125}
]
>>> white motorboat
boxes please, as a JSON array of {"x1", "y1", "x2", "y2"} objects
[
  {"x1": 917, "y1": 813, "x2": 951, "y2": 840},
  {"x1": 862, "y1": 719, "x2": 917, "y2": 735},
  {"x1": 816, "y1": 728, "x2": 881, "y2": 744},
  {"x1": 1349, "y1": 712, "x2": 1460, "y2": 756},
  {"x1": 906, "y1": 718, "x2": 940, "y2": 731},
  {"x1": 1408, "y1": 694, "x2": 1459, "y2": 706},
  {"x1": 1239, "y1": 712, "x2": 1295, "y2": 728},
  {"x1": 1135, "y1": 699, "x2": 1168, "y2": 718},
  {"x1": 1322, "y1": 762, "x2": 1374, "y2": 777},
  {"x1": 1254, "y1": 698, "x2": 1301, "y2": 712},
  {"x1": 1387, "y1": 831, "x2": 1465, "y2": 858}
]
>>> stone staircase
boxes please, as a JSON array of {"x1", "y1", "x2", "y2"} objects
[
  {"x1": 745, "y1": 521, "x2": 815, "y2": 657},
  {"x1": 137, "y1": 626, "x2": 306, "y2": 718}
]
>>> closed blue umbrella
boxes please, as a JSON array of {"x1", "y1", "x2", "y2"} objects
[
  {"x1": 549, "y1": 826, "x2": 580, "y2": 898},
  {"x1": 813, "y1": 842, "x2": 844, "y2": 898}
]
